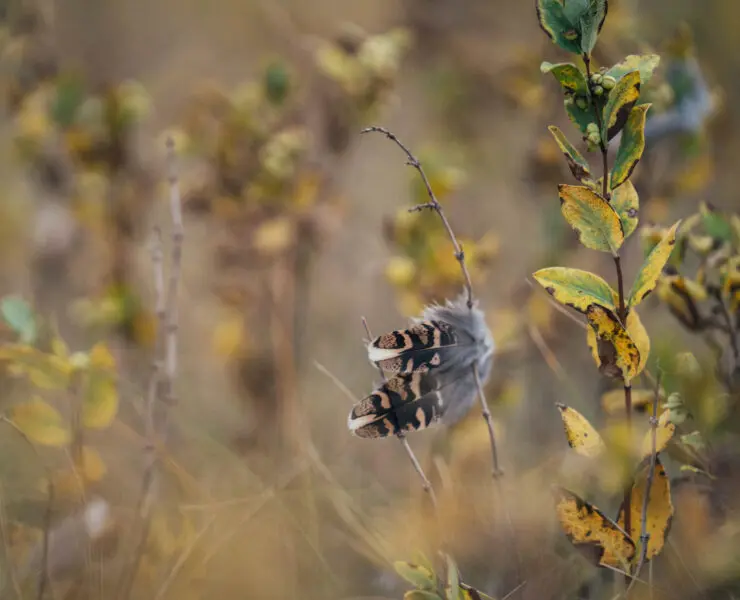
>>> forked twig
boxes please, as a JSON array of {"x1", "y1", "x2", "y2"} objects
[
  {"x1": 361, "y1": 317, "x2": 439, "y2": 512},
  {"x1": 117, "y1": 137, "x2": 184, "y2": 600},
  {"x1": 360, "y1": 126, "x2": 502, "y2": 477},
  {"x1": 626, "y1": 370, "x2": 662, "y2": 597}
]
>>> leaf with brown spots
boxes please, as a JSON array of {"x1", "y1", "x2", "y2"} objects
[
  {"x1": 533, "y1": 267, "x2": 618, "y2": 314},
  {"x1": 611, "y1": 104, "x2": 650, "y2": 190},
  {"x1": 601, "y1": 388, "x2": 656, "y2": 415},
  {"x1": 617, "y1": 457, "x2": 674, "y2": 561},
  {"x1": 601, "y1": 71, "x2": 641, "y2": 142},
  {"x1": 548, "y1": 125, "x2": 593, "y2": 184},
  {"x1": 628, "y1": 220, "x2": 682, "y2": 308},
  {"x1": 559, "y1": 184, "x2": 624, "y2": 253},
  {"x1": 626, "y1": 309, "x2": 650, "y2": 378},
  {"x1": 609, "y1": 179, "x2": 639, "y2": 239},
  {"x1": 585, "y1": 305, "x2": 640, "y2": 383},
  {"x1": 553, "y1": 486, "x2": 635, "y2": 570},
  {"x1": 541, "y1": 63, "x2": 589, "y2": 95},
  {"x1": 556, "y1": 403, "x2": 606, "y2": 458}
]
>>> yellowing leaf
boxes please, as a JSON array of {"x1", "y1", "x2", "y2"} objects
[
  {"x1": 602, "y1": 388, "x2": 656, "y2": 415},
  {"x1": 533, "y1": 267, "x2": 617, "y2": 314},
  {"x1": 548, "y1": 125, "x2": 593, "y2": 185},
  {"x1": 605, "y1": 55, "x2": 661, "y2": 86},
  {"x1": 617, "y1": 457, "x2": 673, "y2": 561},
  {"x1": 404, "y1": 592, "x2": 441, "y2": 600},
  {"x1": 0, "y1": 345, "x2": 71, "y2": 389},
  {"x1": 609, "y1": 180, "x2": 640, "y2": 240},
  {"x1": 460, "y1": 583, "x2": 495, "y2": 600},
  {"x1": 89, "y1": 342, "x2": 116, "y2": 371},
  {"x1": 611, "y1": 105, "x2": 650, "y2": 190},
  {"x1": 559, "y1": 184, "x2": 624, "y2": 254},
  {"x1": 254, "y1": 218, "x2": 294, "y2": 255},
  {"x1": 553, "y1": 486, "x2": 636, "y2": 569},
  {"x1": 556, "y1": 403, "x2": 606, "y2": 458},
  {"x1": 626, "y1": 309, "x2": 650, "y2": 378},
  {"x1": 212, "y1": 312, "x2": 247, "y2": 358},
  {"x1": 394, "y1": 561, "x2": 436, "y2": 591},
  {"x1": 628, "y1": 220, "x2": 682, "y2": 307},
  {"x1": 82, "y1": 374, "x2": 118, "y2": 429},
  {"x1": 640, "y1": 410, "x2": 675, "y2": 460},
  {"x1": 602, "y1": 71, "x2": 641, "y2": 142},
  {"x1": 11, "y1": 398, "x2": 70, "y2": 446},
  {"x1": 541, "y1": 63, "x2": 589, "y2": 95},
  {"x1": 79, "y1": 446, "x2": 107, "y2": 482},
  {"x1": 586, "y1": 305, "x2": 640, "y2": 383}
]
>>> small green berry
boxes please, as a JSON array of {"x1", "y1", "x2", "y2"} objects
[
  {"x1": 602, "y1": 75, "x2": 617, "y2": 90},
  {"x1": 575, "y1": 96, "x2": 588, "y2": 110},
  {"x1": 590, "y1": 73, "x2": 603, "y2": 85},
  {"x1": 587, "y1": 132, "x2": 601, "y2": 145},
  {"x1": 586, "y1": 122, "x2": 599, "y2": 133},
  {"x1": 592, "y1": 85, "x2": 604, "y2": 96},
  {"x1": 564, "y1": 96, "x2": 575, "y2": 107}
]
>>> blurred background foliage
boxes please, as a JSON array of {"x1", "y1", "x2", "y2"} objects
[{"x1": 0, "y1": 0, "x2": 738, "y2": 599}]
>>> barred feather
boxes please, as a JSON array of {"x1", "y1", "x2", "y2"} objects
[
  {"x1": 348, "y1": 371, "x2": 443, "y2": 438},
  {"x1": 362, "y1": 296, "x2": 494, "y2": 427}
]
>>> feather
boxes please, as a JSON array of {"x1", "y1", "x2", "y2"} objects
[
  {"x1": 348, "y1": 370, "x2": 443, "y2": 438},
  {"x1": 367, "y1": 320, "x2": 457, "y2": 374}
]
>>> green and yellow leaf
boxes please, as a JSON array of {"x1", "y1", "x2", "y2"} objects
[
  {"x1": 586, "y1": 305, "x2": 640, "y2": 383},
  {"x1": 548, "y1": 125, "x2": 592, "y2": 184},
  {"x1": 446, "y1": 554, "x2": 460, "y2": 600},
  {"x1": 533, "y1": 266, "x2": 618, "y2": 313},
  {"x1": 82, "y1": 372, "x2": 118, "y2": 429},
  {"x1": 394, "y1": 561, "x2": 437, "y2": 591},
  {"x1": 10, "y1": 398, "x2": 71, "y2": 447},
  {"x1": 559, "y1": 184, "x2": 624, "y2": 253},
  {"x1": 602, "y1": 71, "x2": 641, "y2": 142},
  {"x1": 541, "y1": 63, "x2": 589, "y2": 94},
  {"x1": 628, "y1": 220, "x2": 682, "y2": 307},
  {"x1": 405, "y1": 592, "x2": 443, "y2": 600},
  {"x1": 639, "y1": 410, "x2": 676, "y2": 460},
  {"x1": 605, "y1": 54, "x2": 660, "y2": 86},
  {"x1": 553, "y1": 486, "x2": 635, "y2": 569},
  {"x1": 617, "y1": 457, "x2": 673, "y2": 561},
  {"x1": 609, "y1": 179, "x2": 640, "y2": 239},
  {"x1": 556, "y1": 403, "x2": 606, "y2": 457},
  {"x1": 0, "y1": 345, "x2": 71, "y2": 390},
  {"x1": 611, "y1": 105, "x2": 650, "y2": 190},
  {"x1": 536, "y1": 0, "x2": 584, "y2": 54},
  {"x1": 459, "y1": 583, "x2": 495, "y2": 600},
  {"x1": 627, "y1": 309, "x2": 650, "y2": 378}
]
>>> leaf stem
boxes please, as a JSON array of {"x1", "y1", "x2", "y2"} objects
[{"x1": 583, "y1": 55, "x2": 610, "y2": 199}]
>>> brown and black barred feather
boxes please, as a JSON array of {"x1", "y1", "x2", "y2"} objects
[
  {"x1": 367, "y1": 320, "x2": 457, "y2": 375},
  {"x1": 347, "y1": 370, "x2": 443, "y2": 438}
]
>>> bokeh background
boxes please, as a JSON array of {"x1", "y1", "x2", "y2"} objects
[{"x1": 1, "y1": 0, "x2": 739, "y2": 599}]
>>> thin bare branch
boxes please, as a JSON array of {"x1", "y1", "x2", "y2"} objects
[{"x1": 626, "y1": 370, "x2": 662, "y2": 597}]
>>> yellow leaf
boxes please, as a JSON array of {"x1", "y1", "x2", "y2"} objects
[
  {"x1": 553, "y1": 487, "x2": 635, "y2": 569},
  {"x1": 533, "y1": 267, "x2": 618, "y2": 314},
  {"x1": 609, "y1": 179, "x2": 640, "y2": 239},
  {"x1": 602, "y1": 388, "x2": 656, "y2": 415},
  {"x1": 11, "y1": 398, "x2": 71, "y2": 446},
  {"x1": 547, "y1": 125, "x2": 593, "y2": 184},
  {"x1": 586, "y1": 305, "x2": 640, "y2": 383},
  {"x1": 82, "y1": 374, "x2": 118, "y2": 429},
  {"x1": 79, "y1": 446, "x2": 107, "y2": 482},
  {"x1": 0, "y1": 345, "x2": 71, "y2": 389},
  {"x1": 602, "y1": 71, "x2": 641, "y2": 142},
  {"x1": 212, "y1": 312, "x2": 247, "y2": 358},
  {"x1": 385, "y1": 256, "x2": 417, "y2": 287},
  {"x1": 617, "y1": 457, "x2": 673, "y2": 561},
  {"x1": 628, "y1": 220, "x2": 682, "y2": 307},
  {"x1": 639, "y1": 410, "x2": 675, "y2": 459},
  {"x1": 90, "y1": 342, "x2": 116, "y2": 371},
  {"x1": 556, "y1": 404, "x2": 605, "y2": 458},
  {"x1": 626, "y1": 309, "x2": 650, "y2": 378},
  {"x1": 254, "y1": 218, "x2": 295, "y2": 255},
  {"x1": 559, "y1": 184, "x2": 624, "y2": 254}
]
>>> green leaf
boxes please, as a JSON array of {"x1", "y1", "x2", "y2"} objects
[
  {"x1": 610, "y1": 179, "x2": 639, "y2": 239},
  {"x1": 405, "y1": 592, "x2": 443, "y2": 600},
  {"x1": 10, "y1": 398, "x2": 71, "y2": 447},
  {"x1": 605, "y1": 54, "x2": 661, "y2": 86},
  {"x1": 446, "y1": 555, "x2": 461, "y2": 600},
  {"x1": 558, "y1": 184, "x2": 624, "y2": 253},
  {"x1": 536, "y1": 0, "x2": 583, "y2": 54},
  {"x1": 579, "y1": 0, "x2": 608, "y2": 55},
  {"x1": 611, "y1": 104, "x2": 650, "y2": 190},
  {"x1": 628, "y1": 220, "x2": 682, "y2": 307},
  {"x1": 395, "y1": 561, "x2": 437, "y2": 591},
  {"x1": 540, "y1": 62, "x2": 589, "y2": 94},
  {"x1": 52, "y1": 74, "x2": 86, "y2": 127},
  {"x1": 565, "y1": 96, "x2": 599, "y2": 137},
  {"x1": 602, "y1": 71, "x2": 641, "y2": 141},
  {"x1": 548, "y1": 125, "x2": 593, "y2": 184},
  {"x1": 699, "y1": 202, "x2": 734, "y2": 243},
  {"x1": 1, "y1": 296, "x2": 37, "y2": 344},
  {"x1": 533, "y1": 266, "x2": 618, "y2": 313}
]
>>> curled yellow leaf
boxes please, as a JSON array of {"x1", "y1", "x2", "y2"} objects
[{"x1": 556, "y1": 403, "x2": 606, "y2": 458}]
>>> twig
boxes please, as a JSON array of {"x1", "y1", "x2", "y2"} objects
[
  {"x1": 0, "y1": 482, "x2": 22, "y2": 600},
  {"x1": 361, "y1": 317, "x2": 439, "y2": 512},
  {"x1": 626, "y1": 371, "x2": 662, "y2": 597},
  {"x1": 117, "y1": 136, "x2": 184, "y2": 600},
  {"x1": 360, "y1": 126, "x2": 502, "y2": 479}
]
